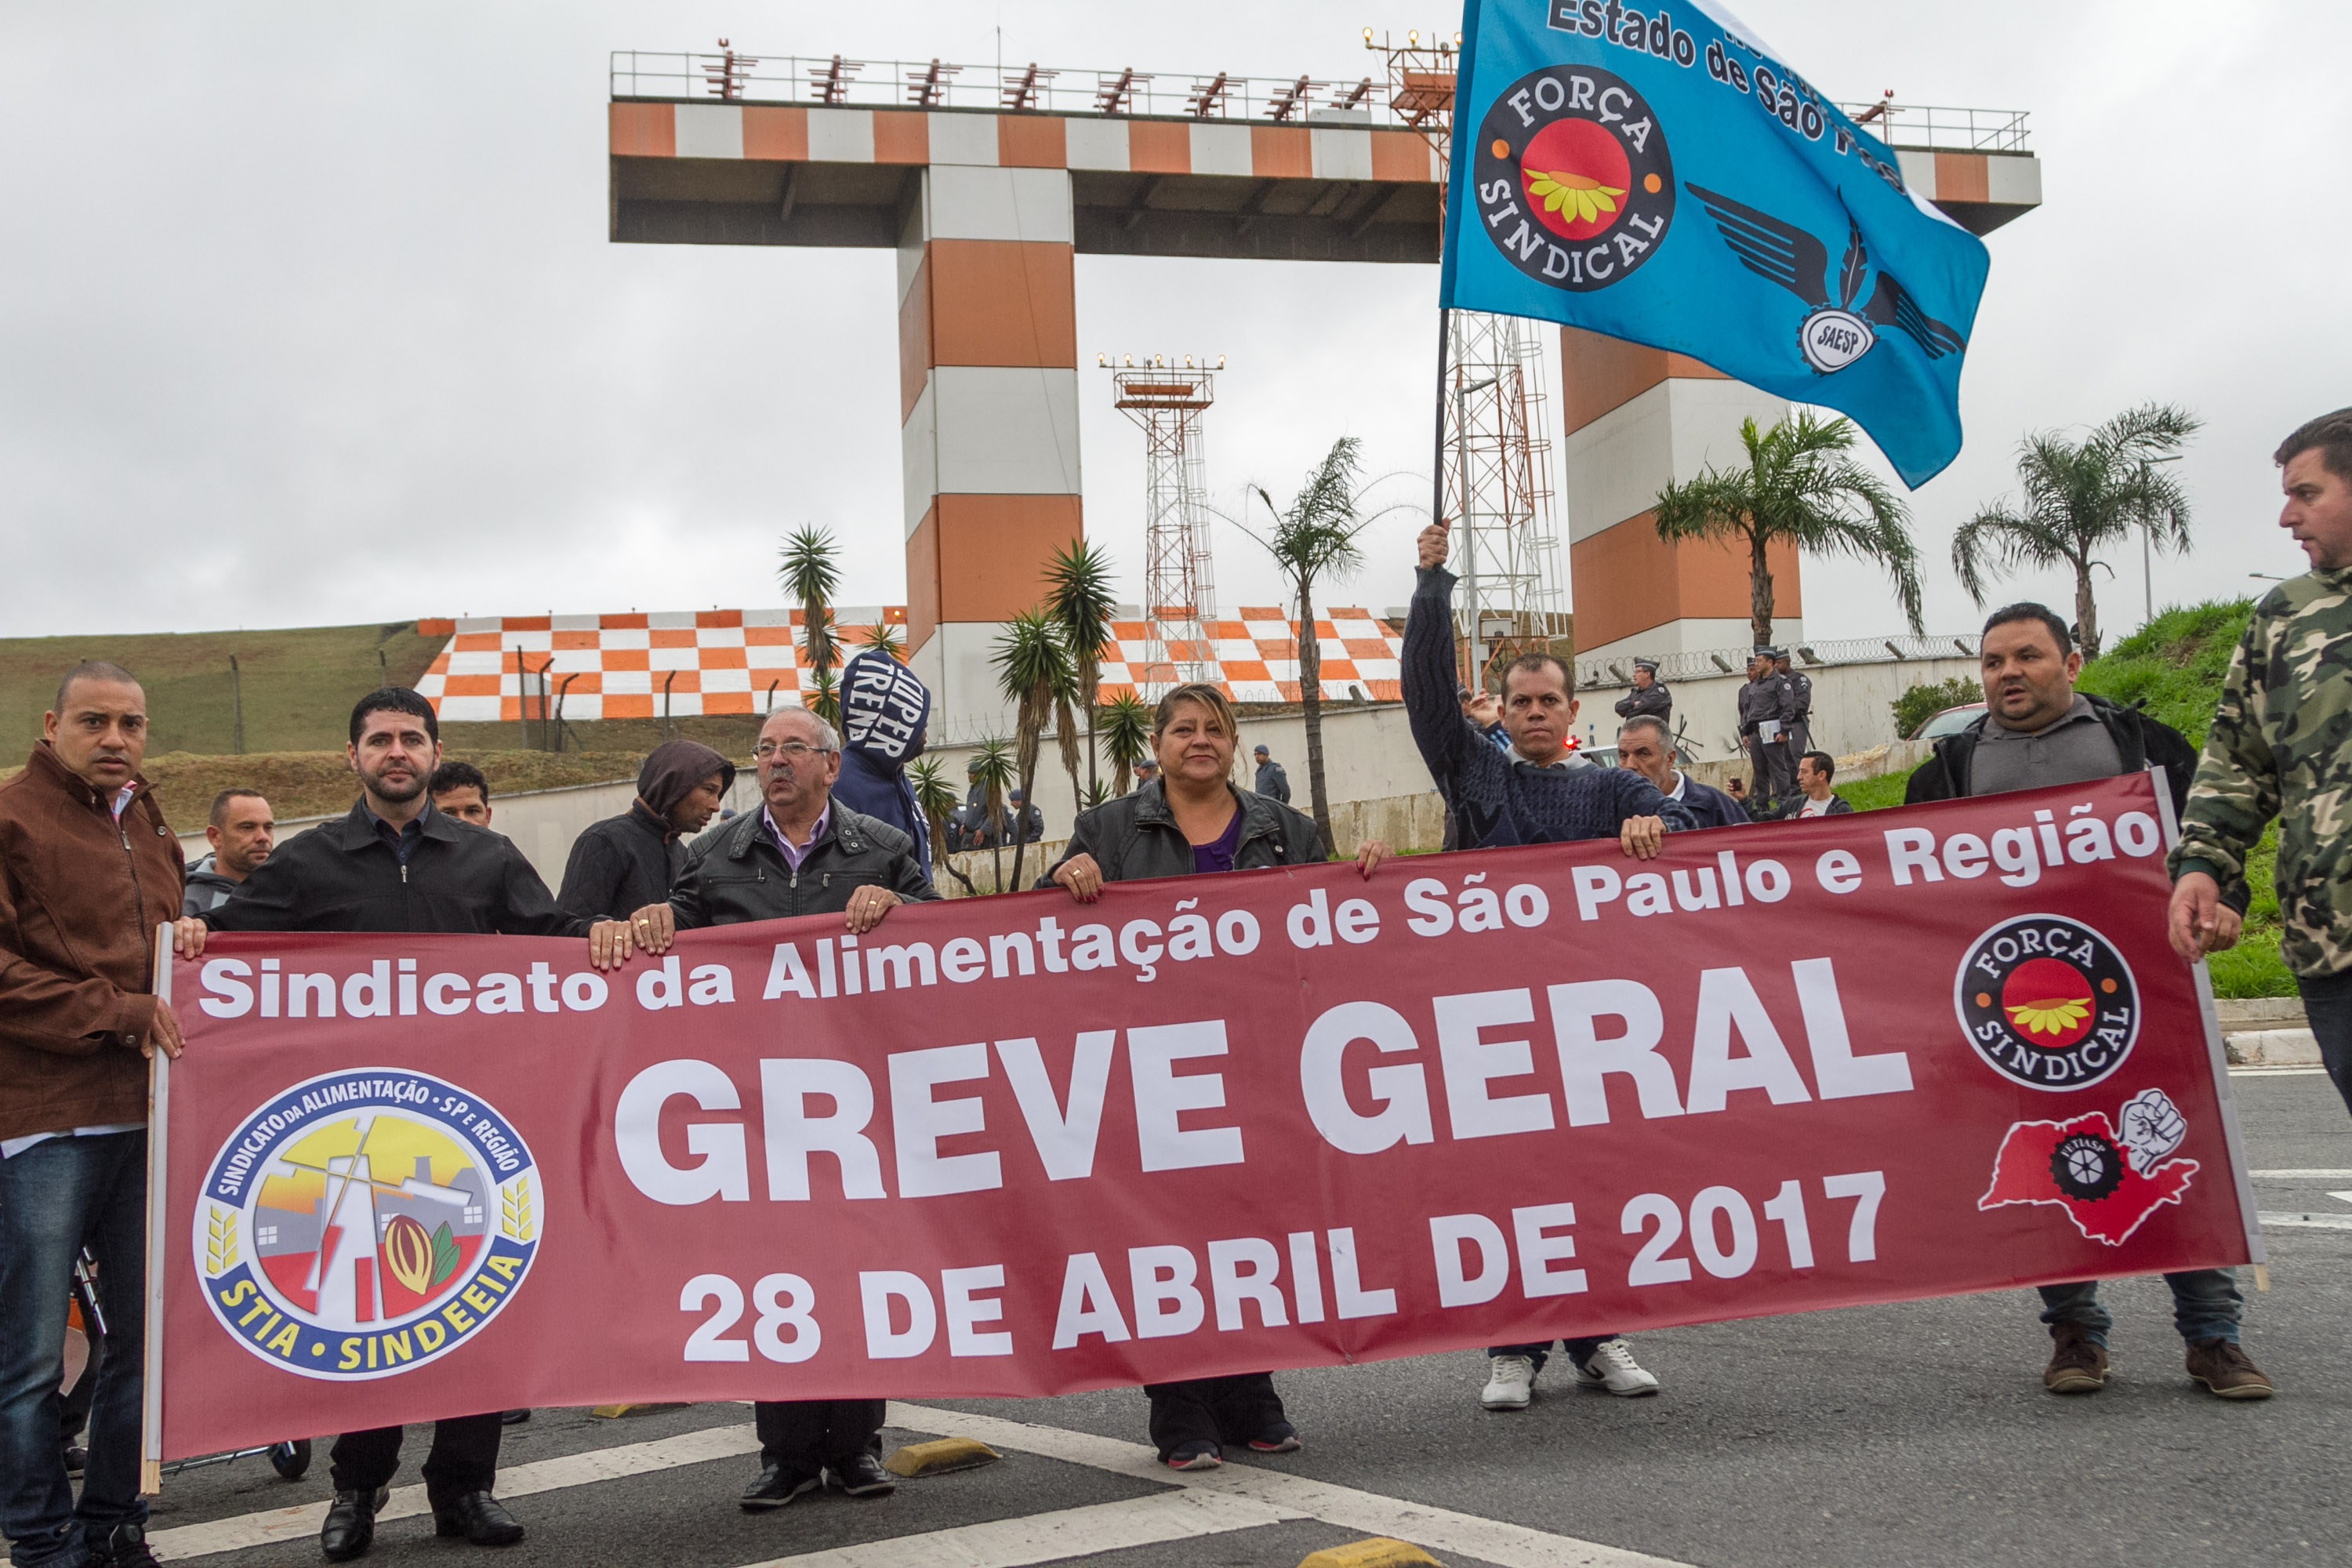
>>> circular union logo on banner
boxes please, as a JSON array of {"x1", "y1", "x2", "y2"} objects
[
  {"x1": 1954, "y1": 915, "x2": 2140, "y2": 1091},
  {"x1": 1471, "y1": 66, "x2": 1675, "y2": 293},
  {"x1": 192, "y1": 1069, "x2": 539, "y2": 1381}
]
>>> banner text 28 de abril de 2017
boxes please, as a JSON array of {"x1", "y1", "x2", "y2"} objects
[{"x1": 155, "y1": 774, "x2": 2259, "y2": 1458}]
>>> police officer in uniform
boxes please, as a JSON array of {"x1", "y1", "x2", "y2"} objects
[
  {"x1": 1775, "y1": 649, "x2": 1813, "y2": 759},
  {"x1": 1612, "y1": 659, "x2": 1671, "y2": 732},
  {"x1": 1737, "y1": 648, "x2": 1797, "y2": 811}
]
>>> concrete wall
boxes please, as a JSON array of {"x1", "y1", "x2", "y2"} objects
[{"x1": 183, "y1": 659, "x2": 1969, "y2": 898}]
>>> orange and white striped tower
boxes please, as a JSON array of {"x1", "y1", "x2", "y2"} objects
[
  {"x1": 1557, "y1": 325, "x2": 1798, "y2": 661},
  {"x1": 897, "y1": 129, "x2": 1083, "y2": 735}
]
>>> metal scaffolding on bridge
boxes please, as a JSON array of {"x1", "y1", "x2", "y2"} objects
[
  {"x1": 1105, "y1": 355, "x2": 1224, "y2": 696},
  {"x1": 1366, "y1": 31, "x2": 1566, "y2": 688}
]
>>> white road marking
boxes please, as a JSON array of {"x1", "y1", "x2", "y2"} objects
[
  {"x1": 148, "y1": 1422, "x2": 760, "y2": 1559},
  {"x1": 2230, "y1": 1065, "x2": 2330, "y2": 1077},
  {"x1": 880, "y1": 1402, "x2": 1694, "y2": 1568},
  {"x1": 2249, "y1": 1169, "x2": 2352, "y2": 1178},
  {"x1": 2258, "y1": 1211, "x2": 2352, "y2": 1231},
  {"x1": 153, "y1": 1403, "x2": 1690, "y2": 1568},
  {"x1": 740, "y1": 1489, "x2": 1301, "y2": 1568}
]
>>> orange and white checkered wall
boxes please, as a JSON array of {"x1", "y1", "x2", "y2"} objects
[{"x1": 412, "y1": 606, "x2": 1403, "y2": 724}]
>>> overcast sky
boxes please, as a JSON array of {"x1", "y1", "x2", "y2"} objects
[{"x1": 3, "y1": 1, "x2": 2339, "y2": 647}]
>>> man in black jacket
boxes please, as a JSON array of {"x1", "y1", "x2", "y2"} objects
[
  {"x1": 616, "y1": 706, "x2": 935, "y2": 1512},
  {"x1": 1905, "y1": 604, "x2": 2269, "y2": 1402},
  {"x1": 1615, "y1": 715, "x2": 1748, "y2": 829},
  {"x1": 1612, "y1": 659, "x2": 1672, "y2": 731},
  {"x1": 203, "y1": 689, "x2": 588, "y2": 1560},
  {"x1": 557, "y1": 739, "x2": 734, "y2": 920}
]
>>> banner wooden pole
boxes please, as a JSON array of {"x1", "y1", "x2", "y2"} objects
[
  {"x1": 140, "y1": 924, "x2": 172, "y2": 1495},
  {"x1": 1430, "y1": 307, "x2": 1452, "y2": 542},
  {"x1": 2151, "y1": 769, "x2": 2267, "y2": 1283}
]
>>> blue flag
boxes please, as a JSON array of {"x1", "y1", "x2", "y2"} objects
[{"x1": 1439, "y1": 0, "x2": 1991, "y2": 485}]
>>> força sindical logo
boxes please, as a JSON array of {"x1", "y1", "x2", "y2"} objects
[
  {"x1": 1470, "y1": 65, "x2": 1675, "y2": 292},
  {"x1": 1955, "y1": 915, "x2": 2140, "y2": 1091},
  {"x1": 193, "y1": 1069, "x2": 539, "y2": 1381}
]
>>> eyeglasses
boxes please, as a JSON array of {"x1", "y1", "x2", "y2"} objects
[{"x1": 753, "y1": 740, "x2": 835, "y2": 761}]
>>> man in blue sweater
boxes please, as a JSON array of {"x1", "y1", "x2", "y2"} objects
[{"x1": 1403, "y1": 518, "x2": 1687, "y2": 1410}]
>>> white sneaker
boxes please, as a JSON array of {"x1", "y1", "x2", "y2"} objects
[
  {"x1": 1480, "y1": 1352, "x2": 1537, "y2": 1410},
  {"x1": 1570, "y1": 1338, "x2": 1661, "y2": 1396}
]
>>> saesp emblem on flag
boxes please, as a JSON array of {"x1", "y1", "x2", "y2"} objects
[
  {"x1": 193, "y1": 1069, "x2": 541, "y2": 1381},
  {"x1": 1954, "y1": 914, "x2": 2140, "y2": 1091},
  {"x1": 1468, "y1": 64, "x2": 1676, "y2": 293}
]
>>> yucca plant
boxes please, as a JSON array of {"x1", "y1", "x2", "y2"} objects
[
  {"x1": 804, "y1": 664, "x2": 840, "y2": 726},
  {"x1": 1043, "y1": 539, "x2": 1119, "y2": 796},
  {"x1": 777, "y1": 526, "x2": 841, "y2": 685},
  {"x1": 968, "y1": 736, "x2": 1016, "y2": 893},
  {"x1": 852, "y1": 621, "x2": 906, "y2": 662},
  {"x1": 907, "y1": 757, "x2": 976, "y2": 895},
  {"x1": 1097, "y1": 691, "x2": 1152, "y2": 795},
  {"x1": 991, "y1": 611, "x2": 1073, "y2": 893}
]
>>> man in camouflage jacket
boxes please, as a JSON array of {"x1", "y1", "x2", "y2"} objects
[{"x1": 2170, "y1": 409, "x2": 2352, "y2": 1116}]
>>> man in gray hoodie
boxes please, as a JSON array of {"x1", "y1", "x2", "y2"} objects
[{"x1": 180, "y1": 789, "x2": 274, "y2": 916}]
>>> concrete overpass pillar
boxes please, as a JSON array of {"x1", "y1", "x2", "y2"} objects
[
  {"x1": 897, "y1": 151, "x2": 1083, "y2": 736},
  {"x1": 1559, "y1": 325, "x2": 1800, "y2": 662}
]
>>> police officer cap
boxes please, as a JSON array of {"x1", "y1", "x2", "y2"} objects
[{"x1": 1632, "y1": 657, "x2": 1659, "y2": 673}]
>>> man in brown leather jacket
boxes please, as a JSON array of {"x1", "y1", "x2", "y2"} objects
[{"x1": 0, "y1": 661, "x2": 198, "y2": 1568}]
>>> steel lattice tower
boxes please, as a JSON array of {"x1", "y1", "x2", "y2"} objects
[
  {"x1": 1109, "y1": 358, "x2": 1221, "y2": 695},
  {"x1": 1369, "y1": 31, "x2": 1566, "y2": 687}
]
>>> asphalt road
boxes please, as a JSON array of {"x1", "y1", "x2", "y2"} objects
[{"x1": 134, "y1": 1068, "x2": 2352, "y2": 1568}]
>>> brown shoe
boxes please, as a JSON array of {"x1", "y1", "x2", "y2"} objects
[
  {"x1": 2042, "y1": 1322, "x2": 2109, "y2": 1393},
  {"x1": 2185, "y1": 1338, "x2": 2274, "y2": 1400}
]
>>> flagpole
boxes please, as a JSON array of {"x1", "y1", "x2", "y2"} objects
[{"x1": 1430, "y1": 305, "x2": 1451, "y2": 540}]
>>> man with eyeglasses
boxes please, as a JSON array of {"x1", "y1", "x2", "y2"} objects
[{"x1": 601, "y1": 705, "x2": 935, "y2": 1514}]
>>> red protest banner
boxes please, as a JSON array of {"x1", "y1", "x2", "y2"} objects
[{"x1": 152, "y1": 773, "x2": 2260, "y2": 1460}]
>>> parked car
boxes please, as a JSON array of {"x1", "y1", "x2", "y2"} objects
[{"x1": 1908, "y1": 702, "x2": 1986, "y2": 741}]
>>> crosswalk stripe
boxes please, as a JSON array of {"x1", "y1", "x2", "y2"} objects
[
  {"x1": 148, "y1": 1422, "x2": 760, "y2": 1559},
  {"x1": 884, "y1": 1403, "x2": 1693, "y2": 1568},
  {"x1": 2259, "y1": 1210, "x2": 2352, "y2": 1231},
  {"x1": 2249, "y1": 1168, "x2": 2352, "y2": 1178},
  {"x1": 742, "y1": 1488, "x2": 1301, "y2": 1568}
]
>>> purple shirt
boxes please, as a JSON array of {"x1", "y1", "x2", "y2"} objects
[
  {"x1": 764, "y1": 803, "x2": 829, "y2": 871},
  {"x1": 1191, "y1": 809, "x2": 1243, "y2": 874}
]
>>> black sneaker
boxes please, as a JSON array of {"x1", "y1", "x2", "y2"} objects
[
  {"x1": 1165, "y1": 1440, "x2": 1221, "y2": 1471},
  {"x1": 85, "y1": 1523, "x2": 160, "y2": 1568},
  {"x1": 740, "y1": 1464, "x2": 822, "y2": 1511},
  {"x1": 826, "y1": 1453, "x2": 898, "y2": 1498},
  {"x1": 1247, "y1": 1421, "x2": 1301, "y2": 1454}
]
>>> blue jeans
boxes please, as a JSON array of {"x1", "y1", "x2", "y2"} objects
[
  {"x1": 1489, "y1": 1336, "x2": 1616, "y2": 1372},
  {"x1": 2300, "y1": 968, "x2": 2352, "y2": 1120},
  {"x1": 0, "y1": 1131, "x2": 147, "y2": 1568},
  {"x1": 2037, "y1": 1269, "x2": 2241, "y2": 1347}
]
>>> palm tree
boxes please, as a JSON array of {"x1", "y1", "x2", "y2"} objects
[
  {"x1": 1098, "y1": 692, "x2": 1151, "y2": 794},
  {"x1": 777, "y1": 526, "x2": 841, "y2": 690},
  {"x1": 1951, "y1": 403, "x2": 2200, "y2": 659},
  {"x1": 805, "y1": 665, "x2": 840, "y2": 727},
  {"x1": 1248, "y1": 435, "x2": 1390, "y2": 847},
  {"x1": 851, "y1": 621, "x2": 906, "y2": 662},
  {"x1": 1653, "y1": 412, "x2": 1922, "y2": 650},
  {"x1": 1043, "y1": 539, "x2": 1119, "y2": 796},
  {"x1": 990, "y1": 611, "x2": 1073, "y2": 894},
  {"x1": 968, "y1": 736, "x2": 1015, "y2": 893},
  {"x1": 906, "y1": 757, "x2": 976, "y2": 895}
]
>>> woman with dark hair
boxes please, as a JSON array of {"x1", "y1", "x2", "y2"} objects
[{"x1": 1042, "y1": 682, "x2": 1388, "y2": 1471}]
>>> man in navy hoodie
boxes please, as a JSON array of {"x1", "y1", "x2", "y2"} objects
[{"x1": 830, "y1": 648, "x2": 933, "y2": 878}]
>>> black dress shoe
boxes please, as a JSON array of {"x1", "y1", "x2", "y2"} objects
[
  {"x1": 62, "y1": 1444, "x2": 86, "y2": 1476},
  {"x1": 826, "y1": 1452, "x2": 898, "y2": 1498},
  {"x1": 500, "y1": 1409, "x2": 532, "y2": 1425},
  {"x1": 430, "y1": 1491, "x2": 524, "y2": 1547},
  {"x1": 739, "y1": 1463, "x2": 822, "y2": 1511},
  {"x1": 320, "y1": 1490, "x2": 378, "y2": 1563}
]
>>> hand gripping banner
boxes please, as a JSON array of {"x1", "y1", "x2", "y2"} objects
[{"x1": 151, "y1": 774, "x2": 2258, "y2": 1459}]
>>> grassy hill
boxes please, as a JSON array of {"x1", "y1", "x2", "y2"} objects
[
  {"x1": 0, "y1": 622, "x2": 444, "y2": 758},
  {"x1": 1837, "y1": 599, "x2": 2292, "y2": 998}
]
